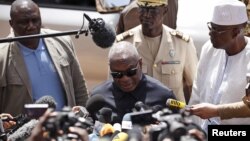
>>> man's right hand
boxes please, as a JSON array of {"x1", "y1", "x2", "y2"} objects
[{"x1": 0, "y1": 113, "x2": 16, "y2": 129}]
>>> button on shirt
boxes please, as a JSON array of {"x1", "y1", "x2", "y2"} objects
[{"x1": 18, "y1": 39, "x2": 66, "y2": 110}]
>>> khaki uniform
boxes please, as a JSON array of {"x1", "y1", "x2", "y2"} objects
[
  {"x1": 116, "y1": 25, "x2": 198, "y2": 102},
  {"x1": 218, "y1": 96, "x2": 250, "y2": 119},
  {"x1": 116, "y1": 0, "x2": 178, "y2": 34}
]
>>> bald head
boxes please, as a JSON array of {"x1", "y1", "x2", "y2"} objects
[
  {"x1": 108, "y1": 41, "x2": 140, "y2": 63},
  {"x1": 9, "y1": 0, "x2": 41, "y2": 49},
  {"x1": 10, "y1": 0, "x2": 39, "y2": 18},
  {"x1": 108, "y1": 41, "x2": 142, "y2": 92}
]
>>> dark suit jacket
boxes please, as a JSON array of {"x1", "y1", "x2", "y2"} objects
[{"x1": 90, "y1": 74, "x2": 176, "y2": 123}]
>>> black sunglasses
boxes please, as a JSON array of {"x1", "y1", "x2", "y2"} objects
[{"x1": 110, "y1": 62, "x2": 139, "y2": 79}]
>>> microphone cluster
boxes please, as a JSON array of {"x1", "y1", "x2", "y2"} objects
[
  {"x1": 120, "y1": 100, "x2": 206, "y2": 141},
  {"x1": 42, "y1": 106, "x2": 94, "y2": 140},
  {"x1": 0, "y1": 96, "x2": 57, "y2": 140},
  {"x1": 0, "y1": 95, "x2": 206, "y2": 141},
  {"x1": 84, "y1": 95, "x2": 206, "y2": 141}
]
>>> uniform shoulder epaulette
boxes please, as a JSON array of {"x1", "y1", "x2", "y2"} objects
[
  {"x1": 116, "y1": 30, "x2": 134, "y2": 42},
  {"x1": 170, "y1": 30, "x2": 190, "y2": 42}
]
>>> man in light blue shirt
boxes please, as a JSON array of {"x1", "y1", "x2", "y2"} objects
[{"x1": 0, "y1": 0, "x2": 88, "y2": 115}]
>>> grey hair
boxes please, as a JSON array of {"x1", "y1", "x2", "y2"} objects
[{"x1": 108, "y1": 41, "x2": 140, "y2": 62}]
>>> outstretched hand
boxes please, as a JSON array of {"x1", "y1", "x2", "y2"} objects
[{"x1": 188, "y1": 103, "x2": 219, "y2": 119}]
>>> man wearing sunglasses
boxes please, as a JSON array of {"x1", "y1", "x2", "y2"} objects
[
  {"x1": 116, "y1": 0, "x2": 198, "y2": 104},
  {"x1": 188, "y1": 0, "x2": 250, "y2": 132},
  {"x1": 90, "y1": 41, "x2": 176, "y2": 123}
]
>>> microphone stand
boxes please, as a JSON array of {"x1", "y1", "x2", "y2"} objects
[
  {"x1": 0, "y1": 13, "x2": 89, "y2": 43},
  {"x1": 0, "y1": 29, "x2": 89, "y2": 43}
]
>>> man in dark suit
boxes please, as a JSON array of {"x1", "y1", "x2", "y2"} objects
[{"x1": 90, "y1": 41, "x2": 176, "y2": 123}]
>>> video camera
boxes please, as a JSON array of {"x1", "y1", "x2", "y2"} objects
[
  {"x1": 42, "y1": 106, "x2": 94, "y2": 140},
  {"x1": 0, "y1": 104, "x2": 48, "y2": 137},
  {"x1": 130, "y1": 108, "x2": 207, "y2": 141}
]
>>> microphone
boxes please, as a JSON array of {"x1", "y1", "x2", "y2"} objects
[
  {"x1": 121, "y1": 113, "x2": 132, "y2": 130},
  {"x1": 86, "y1": 95, "x2": 106, "y2": 121},
  {"x1": 134, "y1": 101, "x2": 149, "y2": 111},
  {"x1": 99, "y1": 123, "x2": 115, "y2": 137},
  {"x1": 98, "y1": 107, "x2": 112, "y2": 123},
  {"x1": 74, "y1": 106, "x2": 90, "y2": 118},
  {"x1": 35, "y1": 95, "x2": 57, "y2": 109},
  {"x1": 84, "y1": 13, "x2": 116, "y2": 48},
  {"x1": 151, "y1": 105, "x2": 163, "y2": 113},
  {"x1": 22, "y1": 95, "x2": 57, "y2": 119},
  {"x1": 166, "y1": 99, "x2": 188, "y2": 109},
  {"x1": 112, "y1": 132, "x2": 129, "y2": 141},
  {"x1": 110, "y1": 123, "x2": 122, "y2": 141},
  {"x1": 7, "y1": 119, "x2": 39, "y2": 141},
  {"x1": 122, "y1": 102, "x2": 160, "y2": 128},
  {"x1": 113, "y1": 123, "x2": 122, "y2": 132}
]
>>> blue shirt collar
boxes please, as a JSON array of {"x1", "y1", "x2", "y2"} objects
[{"x1": 17, "y1": 39, "x2": 45, "y2": 56}]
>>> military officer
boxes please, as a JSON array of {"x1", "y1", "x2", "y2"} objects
[
  {"x1": 116, "y1": 0, "x2": 198, "y2": 103},
  {"x1": 116, "y1": 0, "x2": 178, "y2": 34}
]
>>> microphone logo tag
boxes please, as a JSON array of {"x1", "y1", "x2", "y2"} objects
[
  {"x1": 170, "y1": 100, "x2": 180, "y2": 107},
  {"x1": 167, "y1": 99, "x2": 186, "y2": 109}
]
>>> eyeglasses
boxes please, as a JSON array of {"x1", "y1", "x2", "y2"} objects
[
  {"x1": 110, "y1": 62, "x2": 139, "y2": 79},
  {"x1": 207, "y1": 22, "x2": 234, "y2": 34}
]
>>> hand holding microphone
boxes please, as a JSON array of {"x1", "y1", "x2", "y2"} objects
[
  {"x1": 188, "y1": 103, "x2": 219, "y2": 119},
  {"x1": 0, "y1": 113, "x2": 16, "y2": 129}
]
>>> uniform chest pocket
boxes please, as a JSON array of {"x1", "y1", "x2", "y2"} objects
[{"x1": 161, "y1": 64, "x2": 182, "y2": 88}]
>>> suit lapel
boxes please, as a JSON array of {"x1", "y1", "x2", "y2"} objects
[
  {"x1": 10, "y1": 43, "x2": 32, "y2": 97},
  {"x1": 44, "y1": 37, "x2": 68, "y2": 93}
]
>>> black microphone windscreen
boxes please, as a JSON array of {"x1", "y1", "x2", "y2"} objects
[
  {"x1": 91, "y1": 23, "x2": 116, "y2": 48},
  {"x1": 98, "y1": 107, "x2": 112, "y2": 123},
  {"x1": 35, "y1": 95, "x2": 57, "y2": 109},
  {"x1": 134, "y1": 101, "x2": 147, "y2": 111},
  {"x1": 86, "y1": 95, "x2": 106, "y2": 118},
  {"x1": 84, "y1": 13, "x2": 116, "y2": 48},
  {"x1": 8, "y1": 119, "x2": 38, "y2": 141},
  {"x1": 151, "y1": 105, "x2": 163, "y2": 113}
]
